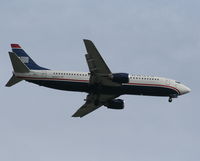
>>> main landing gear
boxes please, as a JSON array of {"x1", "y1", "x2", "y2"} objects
[{"x1": 168, "y1": 97, "x2": 172, "y2": 102}]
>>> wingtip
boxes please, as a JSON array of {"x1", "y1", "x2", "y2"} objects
[
  {"x1": 83, "y1": 39, "x2": 92, "y2": 43},
  {"x1": 71, "y1": 114, "x2": 81, "y2": 118},
  {"x1": 83, "y1": 39, "x2": 90, "y2": 41}
]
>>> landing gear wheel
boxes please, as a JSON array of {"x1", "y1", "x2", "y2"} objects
[{"x1": 168, "y1": 97, "x2": 172, "y2": 102}]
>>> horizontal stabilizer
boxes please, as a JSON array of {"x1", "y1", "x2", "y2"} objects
[{"x1": 6, "y1": 75, "x2": 22, "y2": 87}]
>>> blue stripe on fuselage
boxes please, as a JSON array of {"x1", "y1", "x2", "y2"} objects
[{"x1": 26, "y1": 79, "x2": 178, "y2": 96}]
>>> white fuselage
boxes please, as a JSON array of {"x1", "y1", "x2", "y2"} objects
[{"x1": 14, "y1": 70, "x2": 191, "y2": 96}]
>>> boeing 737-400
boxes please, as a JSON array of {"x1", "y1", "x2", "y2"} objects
[{"x1": 6, "y1": 40, "x2": 191, "y2": 117}]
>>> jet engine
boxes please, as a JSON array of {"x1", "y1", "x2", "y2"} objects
[
  {"x1": 105, "y1": 99, "x2": 124, "y2": 109},
  {"x1": 109, "y1": 73, "x2": 129, "y2": 83}
]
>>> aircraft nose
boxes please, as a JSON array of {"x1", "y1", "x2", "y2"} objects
[{"x1": 179, "y1": 84, "x2": 191, "y2": 95}]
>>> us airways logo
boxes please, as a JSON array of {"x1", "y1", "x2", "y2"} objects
[{"x1": 20, "y1": 56, "x2": 29, "y2": 64}]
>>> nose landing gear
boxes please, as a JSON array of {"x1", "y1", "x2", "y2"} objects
[{"x1": 168, "y1": 94, "x2": 178, "y2": 103}]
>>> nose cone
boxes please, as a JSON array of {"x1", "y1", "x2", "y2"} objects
[{"x1": 179, "y1": 84, "x2": 191, "y2": 95}]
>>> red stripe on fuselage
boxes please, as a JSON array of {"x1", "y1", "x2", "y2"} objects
[{"x1": 17, "y1": 76, "x2": 180, "y2": 94}]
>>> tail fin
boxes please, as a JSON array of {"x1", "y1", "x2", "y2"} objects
[
  {"x1": 11, "y1": 44, "x2": 48, "y2": 70},
  {"x1": 6, "y1": 44, "x2": 48, "y2": 87},
  {"x1": 6, "y1": 52, "x2": 29, "y2": 87}
]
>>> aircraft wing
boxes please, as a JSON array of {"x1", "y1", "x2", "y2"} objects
[
  {"x1": 84, "y1": 39, "x2": 120, "y2": 86},
  {"x1": 84, "y1": 39, "x2": 111, "y2": 75},
  {"x1": 73, "y1": 40, "x2": 121, "y2": 117},
  {"x1": 72, "y1": 93, "x2": 119, "y2": 117},
  {"x1": 72, "y1": 102, "x2": 102, "y2": 118}
]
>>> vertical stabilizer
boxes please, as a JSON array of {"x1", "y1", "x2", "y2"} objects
[{"x1": 11, "y1": 44, "x2": 48, "y2": 70}]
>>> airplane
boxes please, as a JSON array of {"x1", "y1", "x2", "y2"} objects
[{"x1": 6, "y1": 39, "x2": 191, "y2": 117}]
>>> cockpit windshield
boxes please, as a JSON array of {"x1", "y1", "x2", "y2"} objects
[{"x1": 176, "y1": 81, "x2": 181, "y2": 84}]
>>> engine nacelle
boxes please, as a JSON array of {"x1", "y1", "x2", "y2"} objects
[
  {"x1": 109, "y1": 73, "x2": 129, "y2": 83},
  {"x1": 105, "y1": 99, "x2": 124, "y2": 110}
]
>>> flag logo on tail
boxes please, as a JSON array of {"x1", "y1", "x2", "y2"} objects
[{"x1": 20, "y1": 56, "x2": 29, "y2": 64}]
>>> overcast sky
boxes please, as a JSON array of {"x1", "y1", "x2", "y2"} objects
[{"x1": 0, "y1": 0, "x2": 200, "y2": 161}]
